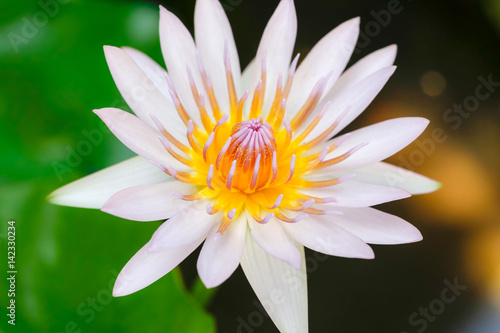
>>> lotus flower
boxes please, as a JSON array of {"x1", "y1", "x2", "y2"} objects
[{"x1": 49, "y1": 0, "x2": 440, "y2": 331}]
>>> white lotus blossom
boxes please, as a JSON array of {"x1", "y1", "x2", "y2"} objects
[{"x1": 49, "y1": 0, "x2": 440, "y2": 331}]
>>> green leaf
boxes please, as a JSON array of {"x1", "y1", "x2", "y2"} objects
[{"x1": 1, "y1": 0, "x2": 216, "y2": 332}]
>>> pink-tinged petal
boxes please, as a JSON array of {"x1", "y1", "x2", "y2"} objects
[
  {"x1": 240, "y1": 229, "x2": 308, "y2": 333},
  {"x1": 331, "y1": 44, "x2": 397, "y2": 93},
  {"x1": 287, "y1": 17, "x2": 360, "y2": 115},
  {"x1": 113, "y1": 238, "x2": 204, "y2": 297},
  {"x1": 331, "y1": 207, "x2": 423, "y2": 245},
  {"x1": 121, "y1": 46, "x2": 171, "y2": 99},
  {"x1": 103, "y1": 46, "x2": 187, "y2": 142},
  {"x1": 313, "y1": 162, "x2": 441, "y2": 195},
  {"x1": 47, "y1": 156, "x2": 169, "y2": 209},
  {"x1": 247, "y1": 0, "x2": 297, "y2": 117},
  {"x1": 101, "y1": 181, "x2": 196, "y2": 221},
  {"x1": 149, "y1": 201, "x2": 218, "y2": 252},
  {"x1": 298, "y1": 180, "x2": 410, "y2": 207},
  {"x1": 197, "y1": 213, "x2": 247, "y2": 288},
  {"x1": 248, "y1": 214, "x2": 301, "y2": 269},
  {"x1": 282, "y1": 215, "x2": 374, "y2": 259},
  {"x1": 321, "y1": 117, "x2": 430, "y2": 172},
  {"x1": 159, "y1": 6, "x2": 203, "y2": 124},
  {"x1": 93, "y1": 107, "x2": 190, "y2": 172},
  {"x1": 195, "y1": 0, "x2": 241, "y2": 113},
  {"x1": 305, "y1": 66, "x2": 396, "y2": 142}
]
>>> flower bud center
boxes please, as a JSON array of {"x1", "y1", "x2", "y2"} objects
[{"x1": 220, "y1": 117, "x2": 276, "y2": 192}]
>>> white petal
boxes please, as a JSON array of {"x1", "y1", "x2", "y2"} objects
[
  {"x1": 321, "y1": 117, "x2": 430, "y2": 172},
  {"x1": 94, "y1": 107, "x2": 190, "y2": 172},
  {"x1": 331, "y1": 44, "x2": 397, "y2": 93},
  {"x1": 305, "y1": 66, "x2": 396, "y2": 142},
  {"x1": 240, "y1": 58, "x2": 254, "y2": 94},
  {"x1": 121, "y1": 46, "x2": 171, "y2": 99},
  {"x1": 197, "y1": 213, "x2": 247, "y2": 288},
  {"x1": 48, "y1": 156, "x2": 169, "y2": 209},
  {"x1": 247, "y1": 0, "x2": 297, "y2": 117},
  {"x1": 314, "y1": 162, "x2": 441, "y2": 195},
  {"x1": 331, "y1": 207, "x2": 423, "y2": 245},
  {"x1": 195, "y1": 0, "x2": 241, "y2": 113},
  {"x1": 248, "y1": 214, "x2": 301, "y2": 268},
  {"x1": 241, "y1": 228, "x2": 308, "y2": 333},
  {"x1": 101, "y1": 181, "x2": 196, "y2": 221},
  {"x1": 298, "y1": 180, "x2": 410, "y2": 207},
  {"x1": 149, "y1": 201, "x2": 218, "y2": 252},
  {"x1": 113, "y1": 238, "x2": 203, "y2": 297},
  {"x1": 287, "y1": 17, "x2": 359, "y2": 116},
  {"x1": 282, "y1": 215, "x2": 374, "y2": 259},
  {"x1": 159, "y1": 6, "x2": 203, "y2": 124},
  {"x1": 103, "y1": 46, "x2": 187, "y2": 141}
]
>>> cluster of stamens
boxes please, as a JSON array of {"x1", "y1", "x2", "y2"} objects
[{"x1": 150, "y1": 41, "x2": 368, "y2": 234}]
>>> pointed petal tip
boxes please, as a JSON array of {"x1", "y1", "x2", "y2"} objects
[
  {"x1": 197, "y1": 272, "x2": 223, "y2": 289},
  {"x1": 100, "y1": 198, "x2": 124, "y2": 218},
  {"x1": 394, "y1": 225, "x2": 424, "y2": 244},
  {"x1": 350, "y1": 16, "x2": 361, "y2": 25},
  {"x1": 45, "y1": 189, "x2": 57, "y2": 203},
  {"x1": 102, "y1": 45, "x2": 120, "y2": 51},
  {"x1": 366, "y1": 250, "x2": 375, "y2": 260},
  {"x1": 345, "y1": 242, "x2": 377, "y2": 260},
  {"x1": 100, "y1": 203, "x2": 112, "y2": 215},
  {"x1": 112, "y1": 286, "x2": 126, "y2": 297},
  {"x1": 159, "y1": 5, "x2": 176, "y2": 19},
  {"x1": 103, "y1": 45, "x2": 124, "y2": 61},
  {"x1": 279, "y1": 0, "x2": 296, "y2": 13},
  {"x1": 111, "y1": 276, "x2": 129, "y2": 297},
  {"x1": 395, "y1": 116, "x2": 429, "y2": 133},
  {"x1": 412, "y1": 230, "x2": 424, "y2": 243},
  {"x1": 398, "y1": 188, "x2": 412, "y2": 200},
  {"x1": 103, "y1": 44, "x2": 117, "y2": 52},
  {"x1": 411, "y1": 178, "x2": 441, "y2": 195},
  {"x1": 387, "y1": 43, "x2": 398, "y2": 51},
  {"x1": 46, "y1": 192, "x2": 73, "y2": 208},
  {"x1": 112, "y1": 278, "x2": 138, "y2": 297},
  {"x1": 415, "y1": 116, "x2": 430, "y2": 128},
  {"x1": 45, "y1": 186, "x2": 88, "y2": 208}
]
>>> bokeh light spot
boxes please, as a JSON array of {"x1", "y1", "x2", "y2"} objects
[{"x1": 420, "y1": 71, "x2": 447, "y2": 97}]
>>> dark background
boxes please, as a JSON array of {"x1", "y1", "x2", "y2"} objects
[{"x1": 1, "y1": 0, "x2": 499, "y2": 332}]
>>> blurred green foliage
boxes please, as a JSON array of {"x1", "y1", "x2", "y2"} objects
[{"x1": 0, "y1": 0, "x2": 215, "y2": 332}]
